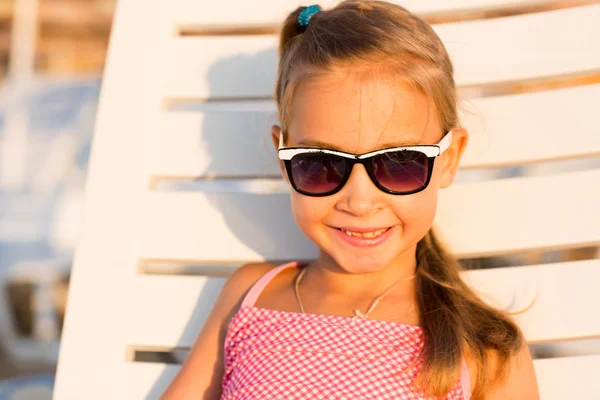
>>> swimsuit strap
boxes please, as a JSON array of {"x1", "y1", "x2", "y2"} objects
[
  {"x1": 241, "y1": 261, "x2": 304, "y2": 307},
  {"x1": 461, "y1": 359, "x2": 472, "y2": 398}
]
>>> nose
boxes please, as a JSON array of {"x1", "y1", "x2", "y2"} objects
[{"x1": 335, "y1": 164, "x2": 382, "y2": 216}]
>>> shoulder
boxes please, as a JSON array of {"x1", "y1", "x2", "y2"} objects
[
  {"x1": 224, "y1": 262, "x2": 277, "y2": 295},
  {"x1": 220, "y1": 263, "x2": 277, "y2": 313},
  {"x1": 465, "y1": 338, "x2": 539, "y2": 399},
  {"x1": 219, "y1": 262, "x2": 281, "y2": 325},
  {"x1": 486, "y1": 339, "x2": 539, "y2": 399}
]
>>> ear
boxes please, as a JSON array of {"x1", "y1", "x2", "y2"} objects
[
  {"x1": 271, "y1": 125, "x2": 289, "y2": 183},
  {"x1": 439, "y1": 128, "x2": 468, "y2": 189}
]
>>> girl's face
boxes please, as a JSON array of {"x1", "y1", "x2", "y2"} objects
[{"x1": 272, "y1": 68, "x2": 467, "y2": 274}]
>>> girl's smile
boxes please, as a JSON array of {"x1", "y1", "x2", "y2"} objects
[{"x1": 330, "y1": 224, "x2": 397, "y2": 248}]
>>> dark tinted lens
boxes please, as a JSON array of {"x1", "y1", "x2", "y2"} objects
[
  {"x1": 373, "y1": 150, "x2": 430, "y2": 193},
  {"x1": 290, "y1": 152, "x2": 347, "y2": 194}
]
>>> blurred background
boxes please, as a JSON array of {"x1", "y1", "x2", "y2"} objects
[{"x1": 0, "y1": 0, "x2": 115, "y2": 396}]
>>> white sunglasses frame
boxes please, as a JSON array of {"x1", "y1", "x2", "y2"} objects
[
  {"x1": 278, "y1": 130, "x2": 453, "y2": 160},
  {"x1": 277, "y1": 130, "x2": 454, "y2": 196}
]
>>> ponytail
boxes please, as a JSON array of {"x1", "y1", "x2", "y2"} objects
[
  {"x1": 278, "y1": 6, "x2": 322, "y2": 57},
  {"x1": 414, "y1": 229, "x2": 523, "y2": 398}
]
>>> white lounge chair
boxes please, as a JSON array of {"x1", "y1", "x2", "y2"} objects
[{"x1": 54, "y1": 1, "x2": 600, "y2": 399}]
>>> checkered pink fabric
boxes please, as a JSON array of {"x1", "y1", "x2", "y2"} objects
[{"x1": 221, "y1": 261, "x2": 471, "y2": 399}]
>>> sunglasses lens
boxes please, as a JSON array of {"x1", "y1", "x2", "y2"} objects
[
  {"x1": 290, "y1": 153, "x2": 347, "y2": 194},
  {"x1": 373, "y1": 150, "x2": 430, "y2": 193}
]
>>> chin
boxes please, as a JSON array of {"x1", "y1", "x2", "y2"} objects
[{"x1": 330, "y1": 253, "x2": 392, "y2": 274}]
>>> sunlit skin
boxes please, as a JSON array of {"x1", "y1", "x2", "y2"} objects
[{"x1": 271, "y1": 66, "x2": 468, "y2": 307}]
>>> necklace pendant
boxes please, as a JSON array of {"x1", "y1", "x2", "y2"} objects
[{"x1": 353, "y1": 309, "x2": 368, "y2": 319}]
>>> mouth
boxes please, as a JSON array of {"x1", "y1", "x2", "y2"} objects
[
  {"x1": 334, "y1": 227, "x2": 392, "y2": 239},
  {"x1": 330, "y1": 225, "x2": 396, "y2": 248}
]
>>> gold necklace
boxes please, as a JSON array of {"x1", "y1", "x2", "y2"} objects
[{"x1": 293, "y1": 266, "x2": 416, "y2": 320}]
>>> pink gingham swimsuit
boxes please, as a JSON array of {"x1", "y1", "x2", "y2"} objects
[{"x1": 221, "y1": 261, "x2": 472, "y2": 399}]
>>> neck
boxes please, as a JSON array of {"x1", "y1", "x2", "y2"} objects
[{"x1": 303, "y1": 247, "x2": 419, "y2": 300}]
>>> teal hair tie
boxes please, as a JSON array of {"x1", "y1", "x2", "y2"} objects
[{"x1": 298, "y1": 5, "x2": 322, "y2": 28}]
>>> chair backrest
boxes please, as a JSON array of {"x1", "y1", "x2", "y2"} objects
[{"x1": 54, "y1": 1, "x2": 600, "y2": 399}]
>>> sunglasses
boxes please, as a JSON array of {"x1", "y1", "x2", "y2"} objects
[{"x1": 278, "y1": 131, "x2": 453, "y2": 196}]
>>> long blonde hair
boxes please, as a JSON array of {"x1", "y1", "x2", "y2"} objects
[{"x1": 274, "y1": 1, "x2": 523, "y2": 398}]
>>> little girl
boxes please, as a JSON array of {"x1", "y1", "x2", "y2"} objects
[{"x1": 163, "y1": 1, "x2": 539, "y2": 399}]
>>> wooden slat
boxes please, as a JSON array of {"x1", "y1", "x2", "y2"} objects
[
  {"x1": 141, "y1": 170, "x2": 600, "y2": 261},
  {"x1": 150, "y1": 107, "x2": 279, "y2": 179},
  {"x1": 141, "y1": 191, "x2": 317, "y2": 262},
  {"x1": 535, "y1": 355, "x2": 600, "y2": 399},
  {"x1": 462, "y1": 261, "x2": 600, "y2": 344},
  {"x1": 460, "y1": 84, "x2": 600, "y2": 168},
  {"x1": 126, "y1": 275, "x2": 225, "y2": 348},
  {"x1": 171, "y1": 0, "x2": 568, "y2": 27},
  {"x1": 435, "y1": 169, "x2": 600, "y2": 258},
  {"x1": 125, "y1": 260, "x2": 600, "y2": 349},
  {"x1": 151, "y1": 84, "x2": 600, "y2": 179},
  {"x1": 119, "y1": 354, "x2": 600, "y2": 399},
  {"x1": 120, "y1": 363, "x2": 180, "y2": 400},
  {"x1": 162, "y1": 5, "x2": 600, "y2": 100}
]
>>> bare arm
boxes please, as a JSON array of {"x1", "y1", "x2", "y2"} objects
[
  {"x1": 485, "y1": 340, "x2": 540, "y2": 400},
  {"x1": 160, "y1": 263, "x2": 274, "y2": 400}
]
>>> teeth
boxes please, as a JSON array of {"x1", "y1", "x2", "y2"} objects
[{"x1": 341, "y1": 228, "x2": 388, "y2": 239}]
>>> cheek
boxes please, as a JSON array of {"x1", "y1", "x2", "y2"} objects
[
  {"x1": 290, "y1": 194, "x2": 331, "y2": 230},
  {"x1": 392, "y1": 187, "x2": 438, "y2": 233}
]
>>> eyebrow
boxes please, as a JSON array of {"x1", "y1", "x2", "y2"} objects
[{"x1": 296, "y1": 138, "x2": 424, "y2": 151}]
